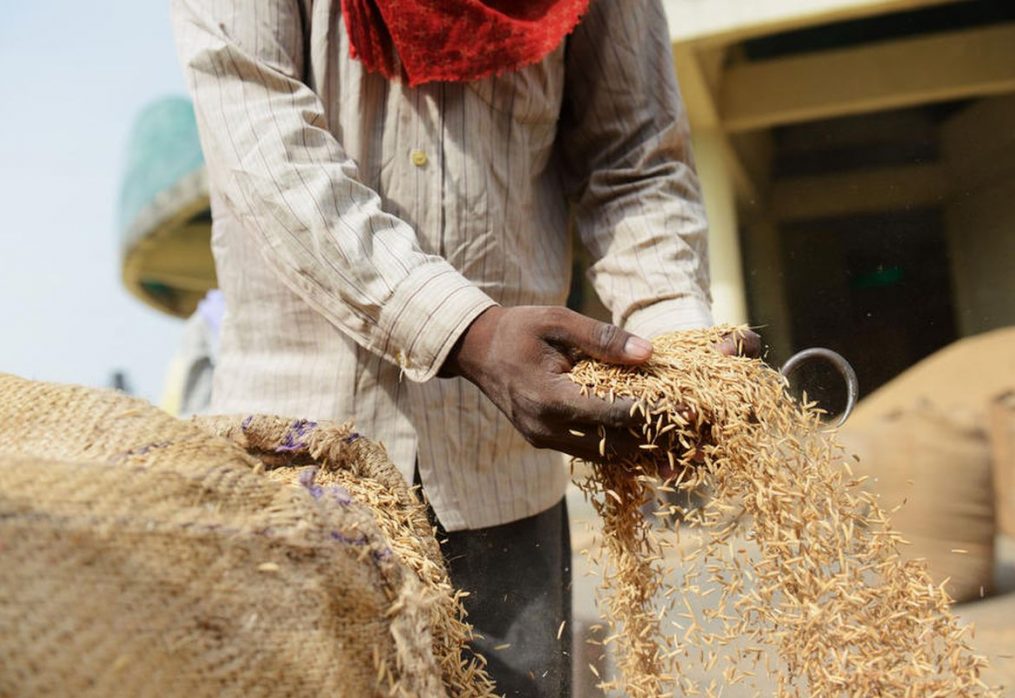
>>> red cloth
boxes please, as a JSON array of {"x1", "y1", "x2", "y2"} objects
[{"x1": 342, "y1": 0, "x2": 589, "y2": 86}]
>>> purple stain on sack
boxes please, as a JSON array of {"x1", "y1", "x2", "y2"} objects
[
  {"x1": 297, "y1": 466, "x2": 319, "y2": 489},
  {"x1": 345, "y1": 432, "x2": 361, "y2": 444},
  {"x1": 330, "y1": 530, "x2": 369, "y2": 546},
  {"x1": 241, "y1": 415, "x2": 254, "y2": 431},
  {"x1": 277, "y1": 419, "x2": 319, "y2": 452},
  {"x1": 116, "y1": 441, "x2": 170, "y2": 461},
  {"x1": 326, "y1": 531, "x2": 391, "y2": 566},
  {"x1": 298, "y1": 466, "x2": 324, "y2": 499},
  {"x1": 327, "y1": 486, "x2": 353, "y2": 506},
  {"x1": 298, "y1": 466, "x2": 352, "y2": 505}
]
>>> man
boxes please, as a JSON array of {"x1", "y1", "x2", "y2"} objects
[
  {"x1": 172, "y1": 0, "x2": 760, "y2": 694},
  {"x1": 161, "y1": 289, "x2": 224, "y2": 417}
]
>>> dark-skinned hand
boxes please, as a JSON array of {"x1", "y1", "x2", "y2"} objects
[{"x1": 442, "y1": 305, "x2": 762, "y2": 463}]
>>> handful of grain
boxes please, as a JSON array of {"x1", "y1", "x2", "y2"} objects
[{"x1": 569, "y1": 325, "x2": 994, "y2": 697}]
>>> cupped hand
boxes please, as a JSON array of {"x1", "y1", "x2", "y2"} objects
[
  {"x1": 442, "y1": 306, "x2": 653, "y2": 462},
  {"x1": 443, "y1": 308, "x2": 764, "y2": 463}
]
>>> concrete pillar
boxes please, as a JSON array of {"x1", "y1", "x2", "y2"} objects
[
  {"x1": 941, "y1": 95, "x2": 1015, "y2": 337},
  {"x1": 741, "y1": 217, "x2": 794, "y2": 362},
  {"x1": 693, "y1": 130, "x2": 749, "y2": 326}
]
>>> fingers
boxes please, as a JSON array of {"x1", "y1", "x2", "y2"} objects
[
  {"x1": 525, "y1": 378, "x2": 665, "y2": 461},
  {"x1": 546, "y1": 308, "x2": 652, "y2": 366},
  {"x1": 716, "y1": 329, "x2": 762, "y2": 358},
  {"x1": 546, "y1": 385, "x2": 702, "y2": 464},
  {"x1": 511, "y1": 376, "x2": 638, "y2": 459},
  {"x1": 544, "y1": 377, "x2": 642, "y2": 429},
  {"x1": 547, "y1": 423, "x2": 646, "y2": 463}
]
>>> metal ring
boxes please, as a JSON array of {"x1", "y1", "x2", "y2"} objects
[{"x1": 779, "y1": 348, "x2": 859, "y2": 427}]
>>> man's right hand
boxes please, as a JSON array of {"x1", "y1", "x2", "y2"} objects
[{"x1": 441, "y1": 306, "x2": 654, "y2": 462}]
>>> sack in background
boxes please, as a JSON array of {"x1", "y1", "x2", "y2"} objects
[
  {"x1": 989, "y1": 391, "x2": 1015, "y2": 539},
  {"x1": 840, "y1": 402, "x2": 995, "y2": 603}
]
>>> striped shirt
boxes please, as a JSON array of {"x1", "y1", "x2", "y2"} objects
[{"x1": 171, "y1": 0, "x2": 713, "y2": 531}]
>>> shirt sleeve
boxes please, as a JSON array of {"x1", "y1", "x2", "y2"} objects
[
  {"x1": 557, "y1": 0, "x2": 714, "y2": 339},
  {"x1": 170, "y1": 0, "x2": 496, "y2": 382}
]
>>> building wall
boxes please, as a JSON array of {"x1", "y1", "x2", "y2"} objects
[
  {"x1": 662, "y1": 0, "x2": 947, "y2": 43},
  {"x1": 692, "y1": 131, "x2": 749, "y2": 326},
  {"x1": 942, "y1": 95, "x2": 1015, "y2": 336}
]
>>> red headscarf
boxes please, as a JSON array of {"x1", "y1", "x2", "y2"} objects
[{"x1": 342, "y1": 0, "x2": 590, "y2": 86}]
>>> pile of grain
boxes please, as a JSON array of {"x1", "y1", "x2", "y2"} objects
[
  {"x1": 197, "y1": 414, "x2": 498, "y2": 697},
  {"x1": 569, "y1": 326, "x2": 994, "y2": 697}
]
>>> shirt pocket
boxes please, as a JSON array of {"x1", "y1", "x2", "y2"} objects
[{"x1": 466, "y1": 44, "x2": 565, "y2": 124}]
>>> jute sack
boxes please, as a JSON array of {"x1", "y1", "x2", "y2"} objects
[
  {"x1": 989, "y1": 390, "x2": 1015, "y2": 538},
  {"x1": 840, "y1": 401, "x2": 995, "y2": 603},
  {"x1": 0, "y1": 373, "x2": 494, "y2": 697},
  {"x1": 846, "y1": 326, "x2": 1015, "y2": 431}
]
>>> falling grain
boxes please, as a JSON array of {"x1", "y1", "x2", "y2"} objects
[{"x1": 568, "y1": 325, "x2": 994, "y2": 697}]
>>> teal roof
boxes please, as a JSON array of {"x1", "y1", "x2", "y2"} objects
[
  {"x1": 118, "y1": 96, "x2": 215, "y2": 317},
  {"x1": 119, "y1": 96, "x2": 206, "y2": 248}
]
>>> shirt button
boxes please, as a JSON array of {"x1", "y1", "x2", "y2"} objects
[{"x1": 410, "y1": 149, "x2": 428, "y2": 167}]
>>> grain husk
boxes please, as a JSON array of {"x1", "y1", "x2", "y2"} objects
[{"x1": 569, "y1": 326, "x2": 994, "y2": 697}]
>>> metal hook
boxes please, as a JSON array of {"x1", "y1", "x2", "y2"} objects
[{"x1": 779, "y1": 348, "x2": 859, "y2": 427}]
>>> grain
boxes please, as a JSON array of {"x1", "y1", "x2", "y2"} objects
[{"x1": 569, "y1": 325, "x2": 994, "y2": 697}]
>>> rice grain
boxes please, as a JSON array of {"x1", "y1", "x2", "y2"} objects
[{"x1": 569, "y1": 325, "x2": 994, "y2": 697}]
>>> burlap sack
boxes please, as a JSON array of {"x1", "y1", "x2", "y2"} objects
[
  {"x1": 840, "y1": 402, "x2": 995, "y2": 603},
  {"x1": 0, "y1": 373, "x2": 494, "y2": 698},
  {"x1": 846, "y1": 326, "x2": 1015, "y2": 431},
  {"x1": 989, "y1": 391, "x2": 1015, "y2": 538}
]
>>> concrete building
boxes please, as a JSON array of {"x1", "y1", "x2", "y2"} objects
[
  {"x1": 122, "y1": 0, "x2": 1015, "y2": 399},
  {"x1": 662, "y1": 0, "x2": 1015, "y2": 396}
]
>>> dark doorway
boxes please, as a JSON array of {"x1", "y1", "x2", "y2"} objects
[{"x1": 780, "y1": 209, "x2": 958, "y2": 404}]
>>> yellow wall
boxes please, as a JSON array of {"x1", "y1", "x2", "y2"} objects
[
  {"x1": 693, "y1": 131, "x2": 749, "y2": 326},
  {"x1": 662, "y1": 0, "x2": 952, "y2": 44}
]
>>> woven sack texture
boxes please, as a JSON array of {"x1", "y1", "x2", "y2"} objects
[
  {"x1": 847, "y1": 326, "x2": 1015, "y2": 431},
  {"x1": 989, "y1": 390, "x2": 1015, "y2": 538},
  {"x1": 841, "y1": 401, "x2": 996, "y2": 603},
  {"x1": 0, "y1": 373, "x2": 493, "y2": 697}
]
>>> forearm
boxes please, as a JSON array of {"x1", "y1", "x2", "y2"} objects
[
  {"x1": 558, "y1": 0, "x2": 713, "y2": 336},
  {"x1": 577, "y1": 164, "x2": 714, "y2": 338},
  {"x1": 172, "y1": 0, "x2": 494, "y2": 380}
]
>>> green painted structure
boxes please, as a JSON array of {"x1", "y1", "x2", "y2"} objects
[{"x1": 119, "y1": 97, "x2": 214, "y2": 317}]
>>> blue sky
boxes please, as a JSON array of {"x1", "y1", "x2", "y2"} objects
[{"x1": 0, "y1": 1, "x2": 188, "y2": 401}]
